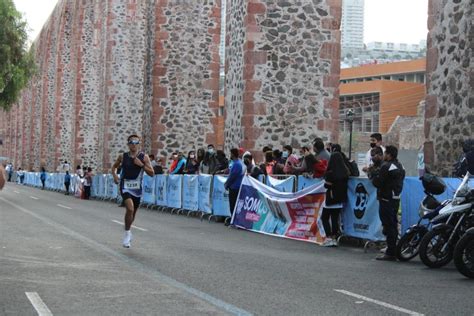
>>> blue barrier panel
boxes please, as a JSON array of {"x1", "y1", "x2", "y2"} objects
[
  {"x1": 212, "y1": 175, "x2": 231, "y2": 217},
  {"x1": 56, "y1": 173, "x2": 65, "y2": 191},
  {"x1": 98, "y1": 174, "x2": 107, "y2": 198},
  {"x1": 266, "y1": 175, "x2": 295, "y2": 193},
  {"x1": 47, "y1": 173, "x2": 54, "y2": 189},
  {"x1": 141, "y1": 174, "x2": 155, "y2": 205},
  {"x1": 91, "y1": 175, "x2": 100, "y2": 197},
  {"x1": 297, "y1": 176, "x2": 323, "y2": 191},
  {"x1": 341, "y1": 178, "x2": 384, "y2": 241},
  {"x1": 105, "y1": 175, "x2": 118, "y2": 199},
  {"x1": 198, "y1": 175, "x2": 212, "y2": 214},
  {"x1": 167, "y1": 175, "x2": 182, "y2": 208},
  {"x1": 155, "y1": 175, "x2": 167, "y2": 206},
  {"x1": 182, "y1": 175, "x2": 199, "y2": 211}
]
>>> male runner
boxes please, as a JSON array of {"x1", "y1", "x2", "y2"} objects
[{"x1": 112, "y1": 135, "x2": 154, "y2": 248}]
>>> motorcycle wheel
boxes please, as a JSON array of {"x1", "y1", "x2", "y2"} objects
[
  {"x1": 419, "y1": 229, "x2": 453, "y2": 268},
  {"x1": 396, "y1": 229, "x2": 424, "y2": 262},
  {"x1": 453, "y1": 233, "x2": 474, "y2": 279}
]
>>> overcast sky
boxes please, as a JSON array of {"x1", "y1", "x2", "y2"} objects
[{"x1": 14, "y1": 0, "x2": 428, "y2": 44}]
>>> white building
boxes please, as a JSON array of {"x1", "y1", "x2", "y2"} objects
[
  {"x1": 341, "y1": 0, "x2": 365, "y2": 49},
  {"x1": 366, "y1": 40, "x2": 427, "y2": 54}
]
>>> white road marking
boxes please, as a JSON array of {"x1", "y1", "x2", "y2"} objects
[
  {"x1": 2, "y1": 198, "x2": 251, "y2": 316},
  {"x1": 14, "y1": 190, "x2": 20, "y2": 194},
  {"x1": 334, "y1": 289, "x2": 424, "y2": 316},
  {"x1": 30, "y1": 196, "x2": 39, "y2": 200},
  {"x1": 57, "y1": 204, "x2": 72, "y2": 210},
  {"x1": 112, "y1": 220, "x2": 148, "y2": 231},
  {"x1": 25, "y1": 292, "x2": 53, "y2": 316}
]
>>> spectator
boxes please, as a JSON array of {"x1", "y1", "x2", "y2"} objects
[
  {"x1": 371, "y1": 145, "x2": 405, "y2": 261},
  {"x1": 272, "y1": 149, "x2": 285, "y2": 175},
  {"x1": 290, "y1": 146, "x2": 316, "y2": 176},
  {"x1": 261, "y1": 145, "x2": 273, "y2": 164},
  {"x1": 197, "y1": 148, "x2": 206, "y2": 164},
  {"x1": 60, "y1": 160, "x2": 71, "y2": 172},
  {"x1": 262, "y1": 151, "x2": 276, "y2": 176},
  {"x1": 64, "y1": 171, "x2": 71, "y2": 195},
  {"x1": 453, "y1": 139, "x2": 474, "y2": 177},
  {"x1": 153, "y1": 157, "x2": 164, "y2": 175},
  {"x1": 321, "y1": 152, "x2": 350, "y2": 247},
  {"x1": 225, "y1": 148, "x2": 245, "y2": 221},
  {"x1": 171, "y1": 152, "x2": 186, "y2": 174},
  {"x1": 169, "y1": 152, "x2": 179, "y2": 173},
  {"x1": 243, "y1": 153, "x2": 263, "y2": 180},
  {"x1": 6, "y1": 163, "x2": 13, "y2": 182},
  {"x1": 84, "y1": 167, "x2": 93, "y2": 199},
  {"x1": 185, "y1": 150, "x2": 200, "y2": 174},
  {"x1": 200, "y1": 144, "x2": 218, "y2": 174},
  {"x1": 366, "y1": 146, "x2": 384, "y2": 180},
  {"x1": 331, "y1": 144, "x2": 360, "y2": 177},
  {"x1": 363, "y1": 133, "x2": 385, "y2": 173},
  {"x1": 325, "y1": 142, "x2": 333, "y2": 153},
  {"x1": 40, "y1": 167, "x2": 46, "y2": 189},
  {"x1": 17, "y1": 168, "x2": 25, "y2": 184},
  {"x1": 313, "y1": 138, "x2": 330, "y2": 177},
  {"x1": 214, "y1": 150, "x2": 229, "y2": 174},
  {"x1": 281, "y1": 145, "x2": 292, "y2": 164},
  {"x1": 76, "y1": 165, "x2": 84, "y2": 178}
]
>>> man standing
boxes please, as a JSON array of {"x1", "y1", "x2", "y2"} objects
[
  {"x1": 363, "y1": 133, "x2": 385, "y2": 173},
  {"x1": 371, "y1": 145, "x2": 405, "y2": 261},
  {"x1": 112, "y1": 135, "x2": 154, "y2": 248},
  {"x1": 225, "y1": 148, "x2": 245, "y2": 222}
]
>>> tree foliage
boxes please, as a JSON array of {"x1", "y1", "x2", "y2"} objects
[{"x1": 0, "y1": 0, "x2": 35, "y2": 111}]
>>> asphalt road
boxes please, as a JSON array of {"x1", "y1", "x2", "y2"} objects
[{"x1": 0, "y1": 183, "x2": 472, "y2": 316}]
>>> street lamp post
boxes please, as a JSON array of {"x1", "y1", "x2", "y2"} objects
[{"x1": 346, "y1": 109, "x2": 354, "y2": 160}]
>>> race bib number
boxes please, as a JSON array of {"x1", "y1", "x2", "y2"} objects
[{"x1": 124, "y1": 180, "x2": 140, "y2": 190}]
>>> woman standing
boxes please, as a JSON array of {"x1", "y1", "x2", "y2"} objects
[
  {"x1": 321, "y1": 152, "x2": 350, "y2": 247},
  {"x1": 185, "y1": 151, "x2": 200, "y2": 174}
]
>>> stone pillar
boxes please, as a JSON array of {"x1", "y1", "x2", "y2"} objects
[
  {"x1": 150, "y1": 0, "x2": 222, "y2": 160},
  {"x1": 424, "y1": 0, "x2": 474, "y2": 175},
  {"x1": 225, "y1": 0, "x2": 341, "y2": 161}
]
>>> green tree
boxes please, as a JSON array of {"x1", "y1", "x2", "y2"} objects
[{"x1": 0, "y1": 0, "x2": 35, "y2": 111}]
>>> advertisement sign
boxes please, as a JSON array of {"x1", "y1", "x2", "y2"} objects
[
  {"x1": 266, "y1": 176, "x2": 295, "y2": 193},
  {"x1": 212, "y1": 175, "x2": 231, "y2": 217},
  {"x1": 198, "y1": 175, "x2": 213, "y2": 214},
  {"x1": 232, "y1": 176, "x2": 326, "y2": 244},
  {"x1": 182, "y1": 175, "x2": 199, "y2": 211},
  {"x1": 341, "y1": 178, "x2": 385, "y2": 241},
  {"x1": 167, "y1": 175, "x2": 182, "y2": 208},
  {"x1": 142, "y1": 174, "x2": 155, "y2": 205},
  {"x1": 155, "y1": 175, "x2": 167, "y2": 206}
]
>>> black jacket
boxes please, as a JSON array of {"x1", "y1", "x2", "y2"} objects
[{"x1": 372, "y1": 159, "x2": 405, "y2": 201}]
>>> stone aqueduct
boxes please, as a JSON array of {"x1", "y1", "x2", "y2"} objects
[{"x1": 0, "y1": 0, "x2": 472, "y2": 176}]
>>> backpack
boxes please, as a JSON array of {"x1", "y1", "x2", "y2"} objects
[{"x1": 346, "y1": 159, "x2": 360, "y2": 177}]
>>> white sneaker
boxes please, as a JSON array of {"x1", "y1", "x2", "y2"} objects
[
  {"x1": 380, "y1": 246, "x2": 387, "y2": 253},
  {"x1": 331, "y1": 239, "x2": 338, "y2": 247},
  {"x1": 122, "y1": 231, "x2": 132, "y2": 248},
  {"x1": 322, "y1": 239, "x2": 334, "y2": 247}
]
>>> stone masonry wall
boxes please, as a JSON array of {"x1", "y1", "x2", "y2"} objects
[
  {"x1": 424, "y1": 0, "x2": 474, "y2": 175},
  {"x1": 0, "y1": 0, "x2": 221, "y2": 172},
  {"x1": 225, "y1": 0, "x2": 341, "y2": 160}
]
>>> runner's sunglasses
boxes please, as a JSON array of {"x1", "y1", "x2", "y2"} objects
[{"x1": 128, "y1": 139, "x2": 140, "y2": 145}]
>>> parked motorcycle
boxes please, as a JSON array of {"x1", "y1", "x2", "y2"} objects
[
  {"x1": 454, "y1": 227, "x2": 474, "y2": 278},
  {"x1": 396, "y1": 173, "x2": 449, "y2": 261},
  {"x1": 419, "y1": 172, "x2": 473, "y2": 268}
]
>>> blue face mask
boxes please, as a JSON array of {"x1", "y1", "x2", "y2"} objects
[{"x1": 282, "y1": 151, "x2": 289, "y2": 158}]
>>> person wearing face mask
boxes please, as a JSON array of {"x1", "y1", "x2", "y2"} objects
[
  {"x1": 169, "y1": 152, "x2": 179, "y2": 174},
  {"x1": 366, "y1": 146, "x2": 384, "y2": 180},
  {"x1": 363, "y1": 133, "x2": 385, "y2": 174},
  {"x1": 199, "y1": 144, "x2": 218, "y2": 174},
  {"x1": 185, "y1": 150, "x2": 199, "y2": 174},
  {"x1": 243, "y1": 153, "x2": 262, "y2": 180},
  {"x1": 289, "y1": 146, "x2": 317, "y2": 176},
  {"x1": 171, "y1": 152, "x2": 187, "y2": 174}
]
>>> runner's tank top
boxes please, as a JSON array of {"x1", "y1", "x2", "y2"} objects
[{"x1": 120, "y1": 152, "x2": 144, "y2": 197}]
